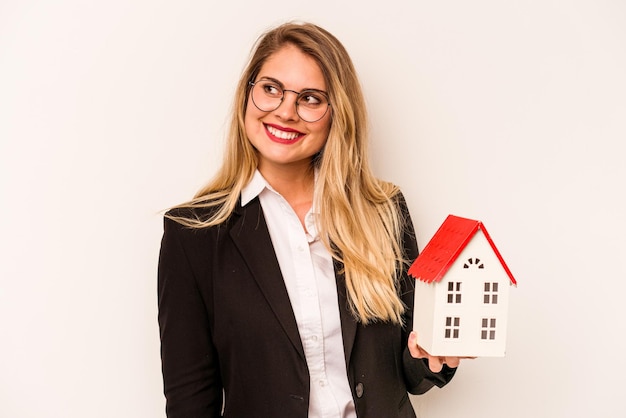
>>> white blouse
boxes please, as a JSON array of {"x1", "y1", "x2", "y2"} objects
[{"x1": 241, "y1": 170, "x2": 357, "y2": 418}]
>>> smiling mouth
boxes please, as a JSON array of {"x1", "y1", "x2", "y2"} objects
[{"x1": 266, "y1": 124, "x2": 303, "y2": 141}]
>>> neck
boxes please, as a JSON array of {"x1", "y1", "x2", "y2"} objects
[
  {"x1": 258, "y1": 162, "x2": 315, "y2": 198},
  {"x1": 258, "y1": 162, "x2": 316, "y2": 226}
]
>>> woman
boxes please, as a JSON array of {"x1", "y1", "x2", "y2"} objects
[{"x1": 158, "y1": 21, "x2": 460, "y2": 418}]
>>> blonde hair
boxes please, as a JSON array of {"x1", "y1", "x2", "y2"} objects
[{"x1": 168, "y1": 21, "x2": 407, "y2": 324}]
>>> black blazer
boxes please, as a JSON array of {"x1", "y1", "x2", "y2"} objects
[{"x1": 158, "y1": 194, "x2": 455, "y2": 418}]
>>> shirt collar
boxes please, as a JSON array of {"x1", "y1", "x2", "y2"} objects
[
  {"x1": 240, "y1": 168, "x2": 320, "y2": 215},
  {"x1": 241, "y1": 169, "x2": 269, "y2": 206}
]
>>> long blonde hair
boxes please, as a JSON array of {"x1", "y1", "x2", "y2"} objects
[{"x1": 169, "y1": 21, "x2": 407, "y2": 324}]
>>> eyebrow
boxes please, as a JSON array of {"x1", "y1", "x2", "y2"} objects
[{"x1": 256, "y1": 76, "x2": 328, "y2": 94}]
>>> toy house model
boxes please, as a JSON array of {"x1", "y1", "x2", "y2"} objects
[{"x1": 408, "y1": 215, "x2": 517, "y2": 357}]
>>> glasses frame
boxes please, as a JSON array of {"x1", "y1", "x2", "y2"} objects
[{"x1": 248, "y1": 79, "x2": 331, "y2": 123}]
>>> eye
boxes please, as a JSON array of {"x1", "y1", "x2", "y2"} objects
[
  {"x1": 298, "y1": 90, "x2": 327, "y2": 108},
  {"x1": 259, "y1": 80, "x2": 283, "y2": 97}
]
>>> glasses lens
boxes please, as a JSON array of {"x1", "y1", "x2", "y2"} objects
[
  {"x1": 250, "y1": 80, "x2": 330, "y2": 122},
  {"x1": 251, "y1": 80, "x2": 282, "y2": 112},
  {"x1": 295, "y1": 90, "x2": 329, "y2": 122}
]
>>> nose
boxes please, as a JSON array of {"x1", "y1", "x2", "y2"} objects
[{"x1": 274, "y1": 89, "x2": 300, "y2": 120}]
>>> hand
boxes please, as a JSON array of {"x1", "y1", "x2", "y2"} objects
[{"x1": 408, "y1": 331, "x2": 466, "y2": 373}]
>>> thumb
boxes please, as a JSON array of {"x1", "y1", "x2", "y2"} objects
[{"x1": 408, "y1": 331, "x2": 423, "y2": 358}]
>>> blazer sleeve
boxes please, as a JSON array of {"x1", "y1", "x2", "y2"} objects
[
  {"x1": 396, "y1": 192, "x2": 457, "y2": 395},
  {"x1": 157, "y1": 215, "x2": 223, "y2": 417}
]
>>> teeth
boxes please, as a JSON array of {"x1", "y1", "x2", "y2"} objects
[{"x1": 267, "y1": 125, "x2": 300, "y2": 140}]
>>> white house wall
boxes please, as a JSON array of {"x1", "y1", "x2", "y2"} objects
[{"x1": 413, "y1": 280, "x2": 437, "y2": 353}]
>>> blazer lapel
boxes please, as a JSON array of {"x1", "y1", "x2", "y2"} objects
[
  {"x1": 334, "y1": 258, "x2": 358, "y2": 368},
  {"x1": 229, "y1": 197, "x2": 305, "y2": 360}
]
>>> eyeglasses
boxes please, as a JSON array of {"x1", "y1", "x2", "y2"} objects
[{"x1": 248, "y1": 78, "x2": 331, "y2": 123}]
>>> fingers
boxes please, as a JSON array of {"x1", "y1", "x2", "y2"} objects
[
  {"x1": 444, "y1": 356, "x2": 460, "y2": 369},
  {"x1": 407, "y1": 331, "x2": 444, "y2": 373},
  {"x1": 427, "y1": 356, "x2": 444, "y2": 373},
  {"x1": 407, "y1": 332, "x2": 466, "y2": 372}
]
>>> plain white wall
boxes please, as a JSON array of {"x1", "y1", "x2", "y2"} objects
[{"x1": 1, "y1": 1, "x2": 625, "y2": 417}]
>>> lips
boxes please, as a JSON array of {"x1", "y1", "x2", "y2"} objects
[{"x1": 265, "y1": 124, "x2": 305, "y2": 143}]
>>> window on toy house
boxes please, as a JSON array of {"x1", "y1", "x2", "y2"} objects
[
  {"x1": 481, "y1": 318, "x2": 496, "y2": 340},
  {"x1": 463, "y1": 257, "x2": 484, "y2": 269},
  {"x1": 483, "y1": 282, "x2": 499, "y2": 304},
  {"x1": 447, "y1": 281, "x2": 462, "y2": 303},
  {"x1": 444, "y1": 317, "x2": 460, "y2": 339}
]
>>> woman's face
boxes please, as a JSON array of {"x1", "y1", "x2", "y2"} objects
[{"x1": 245, "y1": 44, "x2": 331, "y2": 176}]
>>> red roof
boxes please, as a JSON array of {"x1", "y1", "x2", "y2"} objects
[{"x1": 408, "y1": 215, "x2": 517, "y2": 285}]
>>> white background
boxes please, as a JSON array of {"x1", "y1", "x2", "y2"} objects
[{"x1": 1, "y1": 1, "x2": 625, "y2": 417}]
